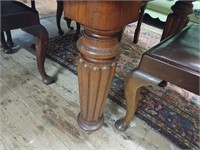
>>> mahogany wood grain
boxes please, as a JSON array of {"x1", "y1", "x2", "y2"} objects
[
  {"x1": 63, "y1": 0, "x2": 194, "y2": 131},
  {"x1": 64, "y1": 1, "x2": 142, "y2": 131}
]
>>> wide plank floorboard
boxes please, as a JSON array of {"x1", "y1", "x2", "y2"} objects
[
  {"x1": 0, "y1": 1, "x2": 182, "y2": 148},
  {"x1": 9, "y1": 46, "x2": 154, "y2": 148},
  {"x1": 0, "y1": 50, "x2": 142, "y2": 149},
  {"x1": 0, "y1": 81, "x2": 69, "y2": 150}
]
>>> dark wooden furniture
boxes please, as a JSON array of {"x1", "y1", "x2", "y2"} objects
[
  {"x1": 117, "y1": 1, "x2": 148, "y2": 44},
  {"x1": 115, "y1": 24, "x2": 200, "y2": 131},
  {"x1": 134, "y1": 1, "x2": 194, "y2": 43},
  {"x1": 133, "y1": 1, "x2": 148, "y2": 43},
  {"x1": 63, "y1": 1, "x2": 194, "y2": 131},
  {"x1": 56, "y1": 0, "x2": 80, "y2": 40},
  {"x1": 161, "y1": 1, "x2": 194, "y2": 40},
  {"x1": 0, "y1": 1, "x2": 54, "y2": 84},
  {"x1": 64, "y1": 1, "x2": 145, "y2": 131},
  {"x1": 1, "y1": 30, "x2": 14, "y2": 54}
]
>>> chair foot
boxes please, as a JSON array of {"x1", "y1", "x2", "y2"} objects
[
  {"x1": 2, "y1": 47, "x2": 12, "y2": 54},
  {"x1": 7, "y1": 41, "x2": 14, "y2": 48},
  {"x1": 58, "y1": 29, "x2": 64, "y2": 35},
  {"x1": 42, "y1": 75, "x2": 54, "y2": 85},
  {"x1": 159, "y1": 80, "x2": 167, "y2": 87},
  {"x1": 115, "y1": 118, "x2": 128, "y2": 132},
  {"x1": 1, "y1": 31, "x2": 13, "y2": 54},
  {"x1": 6, "y1": 30, "x2": 14, "y2": 47}
]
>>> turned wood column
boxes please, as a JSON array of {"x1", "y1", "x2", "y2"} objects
[
  {"x1": 77, "y1": 28, "x2": 119, "y2": 131},
  {"x1": 64, "y1": 1, "x2": 142, "y2": 131},
  {"x1": 161, "y1": 1, "x2": 193, "y2": 40}
]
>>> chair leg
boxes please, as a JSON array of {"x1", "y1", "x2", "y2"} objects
[
  {"x1": 22, "y1": 24, "x2": 54, "y2": 85},
  {"x1": 56, "y1": 1, "x2": 65, "y2": 35},
  {"x1": 1, "y1": 32, "x2": 12, "y2": 54},
  {"x1": 115, "y1": 69, "x2": 162, "y2": 131},
  {"x1": 116, "y1": 27, "x2": 125, "y2": 42},
  {"x1": 56, "y1": 0, "x2": 80, "y2": 40},
  {"x1": 6, "y1": 31, "x2": 14, "y2": 47},
  {"x1": 73, "y1": 22, "x2": 81, "y2": 40},
  {"x1": 65, "y1": 17, "x2": 74, "y2": 30},
  {"x1": 133, "y1": 2, "x2": 147, "y2": 44}
]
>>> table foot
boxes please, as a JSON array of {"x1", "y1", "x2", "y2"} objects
[{"x1": 77, "y1": 113, "x2": 104, "y2": 131}]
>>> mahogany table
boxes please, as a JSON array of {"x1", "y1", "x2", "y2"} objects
[{"x1": 63, "y1": 1, "x2": 193, "y2": 131}]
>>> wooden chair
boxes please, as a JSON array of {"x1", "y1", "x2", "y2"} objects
[
  {"x1": 133, "y1": 1, "x2": 194, "y2": 43},
  {"x1": 0, "y1": 1, "x2": 54, "y2": 84},
  {"x1": 56, "y1": 0, "x2": 80, "y2": 40},
  {"x1": 132, "y1": 1, "x2": 148, "y2": 43},
  {"x1": 116, "y1": 1, "x2": 148, "y2": 43},
  {"x1": 115, "y1": 24, "x2": 200, "y2": 131}
]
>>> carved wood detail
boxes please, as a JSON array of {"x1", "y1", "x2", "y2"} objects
[
  {"x1": 161, "y1": 1, "x2": 193, "y2": 40},
  {"x1": 77, "y1": 29, "x2": 119, "y2": 131}
]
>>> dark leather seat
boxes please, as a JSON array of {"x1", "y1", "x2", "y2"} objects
[
  {"x1": 140, "y1": 24, "x2": 200, "y2": 94},
  {"x1": 0, "y1": 1, "x2": 54, "y2": 84},
  {"x1": 115, "y1": 24, "x2": 200, "y2": 131}
]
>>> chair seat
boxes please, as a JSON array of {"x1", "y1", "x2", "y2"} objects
[
  {"x1": 1, "y1": 1, "x2": 39, "y2": 31},
  {"x1": 1, "y1": 1, "x2": 34, "y2": 14},
  {"x1": 115, "y1": 24, "x2": 200, "y2": 133},
  {"x1": 139, "y1": 24, "x2": 200, "y2": 95},
  {"x1": 0, "y1": 1, "x2": 54, "y2": 84}
]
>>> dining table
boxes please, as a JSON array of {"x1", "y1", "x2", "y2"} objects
[{"x1": 63, "y1": 0, "x2": 194, "y2": 131}]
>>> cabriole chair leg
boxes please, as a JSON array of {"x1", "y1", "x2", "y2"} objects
[
  {"x1": 115, "y1": 69, "x2": 162, "y2": 131},
  {"x1": 22, "y1": 24, "x2": 54, "y2": 85}
]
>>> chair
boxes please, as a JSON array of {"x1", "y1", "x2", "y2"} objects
[
  {"x1": 115, "y1": 1, "x2": 148, "y2": 43},
  {"x1": 133, "y1": 1, "x2": 195, "y2": 43},
  {"x1": 132, "y1": 1, "x2": 148, "y2": 43},
  {"x1": 0, "y1": 1, "x2": 54, "y2": 84},
  {"x1": 56, "y1": 0, "x2": 80, "y2": 40},
  {"x1": 115, "y1": 24, "x2": 200, "y2": 131}
]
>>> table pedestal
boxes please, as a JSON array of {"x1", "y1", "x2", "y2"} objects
[
  {"x1": 77, "y1": 29, "x2": 119, "y2": 131},
  {"x1": 64, "y1": 1, "x2": 142, "y2": 131}
]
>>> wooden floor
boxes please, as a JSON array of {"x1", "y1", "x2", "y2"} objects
[{"x1": 0, "y1": 1, "x2": 180, "y2": 150}]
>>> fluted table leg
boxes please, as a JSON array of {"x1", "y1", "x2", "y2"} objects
[
  {"x1": 76, "y1": 28, "x2": 120, "y2": 131},
  {"x1": 63, "y1": 0, "x2": 143, "y2": 131}
]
